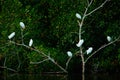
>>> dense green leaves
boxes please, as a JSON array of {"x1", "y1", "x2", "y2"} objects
[{"x1": 0, "y1": 0, "x2": 120, "y2": 73}]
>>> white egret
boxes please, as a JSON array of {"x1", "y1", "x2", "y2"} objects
[
  {"x1": 8, "y1": 32, "x2": 15, "y2": 39},
  {"x1": 29, "y1": 39, "x2": 33, "y2": 47},
  {"x1": 20, "y1": 22, "x2": 25, "y2": 29},
  {"x1": 107, "y1": 36, "x2": 111, "y2": 42},
  {"x1": 76, "y1": 39, "x2": 84, "y2": 47},
  {"x1": 67, "y1": 51, "x2": 72, "y2": 57},
  {"x1": 76, "y1": 13, "x2": 82, "y2": 19},
  {"x1": 86, "y1": 47, "x2": 93, "y2": 54}
]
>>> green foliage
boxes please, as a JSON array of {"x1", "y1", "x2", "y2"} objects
[
  {"x1": 27, "y1": 44, "x2": 67, "y2": 73},
  {"x1": 0, "y1": 0, "x2": 120, "y2": 73}
]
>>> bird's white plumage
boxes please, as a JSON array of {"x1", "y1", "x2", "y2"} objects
[
  {"x1": 76, "y1": 39, "x2": 84, "y2": 47},
  {"x1": 29, "y1": 39, "x2": 33, "y2": 47},
  {"x1": 76, "y1": 13, "x2": 82, "y2": 19},
  {"x1": 67, "y1": 51, "x2": 72, "y2": 57},
  {"x1": 8, "y1": 32, "x2": 15, "y2": 39},
  {"x1": 20, "y1": 22, "x2": 25, "y2": 29},
  {"x1": 86, "y1": 47, "x2": 93, "y2": 54},
  {"x1": 107, "y1": 36, "x2": 111, "y2": 42}
]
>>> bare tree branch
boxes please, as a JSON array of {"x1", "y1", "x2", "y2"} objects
[
  {"x1": 0, "y1": 66, "x2": 17, "y2": 72},
  {"x1": 86, "y1": 0, "x2": 109, "y2": 17},
  {"x1": 30, "y1": 58, "x2": 49, "y2": 64},
  {"x1": 65, "y1": 57, "x2": 72, "y2": 70},
  {"x1": 10, "y1": 41, "x2": 68, "y2": 73},
  {"x1": 85, "y1": 37, "x2": 120, "y2": 63}
]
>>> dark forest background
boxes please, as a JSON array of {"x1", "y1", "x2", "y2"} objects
[{"x1": 0, "y1": 0, "x2": 120, "y2": 74}]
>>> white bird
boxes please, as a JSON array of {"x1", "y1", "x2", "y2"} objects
[
  {"x1": 86, "y1": 47, "x2": 93, "y2": 54},
  {"x1": 76, "y1": 13, "x2": 82, "y2": 19},
  {"x1": 20, "y1": 22, "x2": 25, "y2": 29},
  {"x1": 107, "y1": 36, "x2": 111, "y2": 42},
  {"x1": 29, "y1": 39, "x2": 33, "y2": 47},
  {"x1": 67, "y1": 51, "x2": 72, "y2": 57},
  {"x1": 76, "y1": 39, "x2": 84, "y2": 47},
  {"x1": 8, "y1": 32, "x2": 15, "y2": 39}
]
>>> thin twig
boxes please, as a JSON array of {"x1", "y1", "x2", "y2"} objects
[
  {"x1": 87, "y1": 0, "x2": 89, "y2": 5},
  {"x1": 30, "y1": 58, "x2": 49, "y2": 64},
  {"x1": 17, "y1": 53, "x2": 21, "y2": 71},
  {"x1": 65, "y1": 57, "x2": 72, "y2": 70},
  {"x1": 21, "y1": 29, "x2": 24, "y2": 44},
  {"x1": 88, "y1": 0, "x2": 93, "y2": 7},
  {"x1": 4, "y1": 56, "x2": 7, "y2": 67},
  {"x1": 0, "y1": 66, "x2": 17, "y2": 72},
  {"x1": 86, "y1": 0, "x2": 109, "y2": 17}
]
